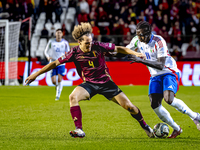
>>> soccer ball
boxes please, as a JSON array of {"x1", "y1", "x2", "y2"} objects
[{"x1": 153, "y1": 123, "x2": 169, "y2": 138}]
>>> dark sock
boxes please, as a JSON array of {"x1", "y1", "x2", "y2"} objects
[
  {"x1": 131, "y1": 109, "x2": 147, "y2": 129},
  {"x1": 70, "y1": 105, "x2": 82, "y2": 129}
]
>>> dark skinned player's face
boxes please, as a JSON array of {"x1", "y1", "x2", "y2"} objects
[
  {"x1": 136, "y1": 29, "x2": 150, "y2": 44},
  {"x1": 79, "y1": 35, "x2": 93, "y2": 53},
  {"x1": 136, "y1": 29, "x2": 145, "y2": 43}
]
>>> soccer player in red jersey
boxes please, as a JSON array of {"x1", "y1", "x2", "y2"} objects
[{"x1": 25, "y1": 22, "x2": 154, "y2": 138}]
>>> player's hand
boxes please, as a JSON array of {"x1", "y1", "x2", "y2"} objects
[
  {"x1": 24, "y1": 73, "x2": 37, "y2": 85},
  {"x1": 47, "y1": 57, "x2": 52, "y2": 62},
  {"x1": 128, "y1": 55, "x2": 142, "y2": 64},
  {"x1": 135, "y1": 52, "x2": 146, "y2": 59}
]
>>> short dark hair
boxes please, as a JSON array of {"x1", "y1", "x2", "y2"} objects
[
  {"x1": 136, "y1": 21, "x2": 151, "y2": 35},
  {"x1": 56, "y1": 28, "x2": 62, "y2": 32}
]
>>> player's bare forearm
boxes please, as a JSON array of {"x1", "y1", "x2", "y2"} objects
[
  {"x1": 25, "y1": 60, "x2": 60, "y2": 85},
  {"x1": 130, "y1": 56, "x2": 166, "y2": 70},
  {"x1": 37, "y1": 60, "x2": 59, "y2": 75},
  {"x1": 115, "y1": 46, "x2": 145, "y2": 58},
  {"x1": 140, "y1": 59, "x2": 164, "y2": 70}
]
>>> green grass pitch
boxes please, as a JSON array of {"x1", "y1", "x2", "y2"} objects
[{"x1": 0, "y1": 85, "x2": 200, "y2": 150}]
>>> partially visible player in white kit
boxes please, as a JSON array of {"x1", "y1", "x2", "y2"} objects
[
  {"x1": 44, "y1": 29, "x2": 70, "y2": 101},
  {"x1": 126, "y1": 21, "x2": 200, "y2": 138}
]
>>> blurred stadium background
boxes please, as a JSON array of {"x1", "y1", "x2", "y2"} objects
[{"x1": 0, "y1": 0, "x2": 200, "y2": 86}]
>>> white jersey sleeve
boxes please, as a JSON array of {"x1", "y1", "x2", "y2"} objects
[
  {"x1": 155, "y1": 36, "x2": 169, "y2": 58},
  {"x1": 44, "y1": 39, "x2": 52, "y2": 59},
  {"x1": 126, "y1": 36, "x2": 139, "y2": 51},
  {"x1": 64, "y1": 40, "x2": 70, "y2": 53}
]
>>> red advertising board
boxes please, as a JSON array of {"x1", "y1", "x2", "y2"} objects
[
  {"x1": 106, "y1": 62, "x2": 151, "y2": 85},
  {"x1": 20, "y1": 61, "x2": 82, "y2": 86},
  {"x1": 107, "y1": 61, "x2": 200, "y2": 86},
  {"x1": 1, "y1": 61, "x2": 200, "y2": 86}
]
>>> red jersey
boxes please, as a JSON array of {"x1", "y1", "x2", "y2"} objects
[{"x1": 58, "y1": 41, "x2": 115, "y2": 84}]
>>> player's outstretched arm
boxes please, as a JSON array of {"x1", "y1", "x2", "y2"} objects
[
  {"x1": 24, "y1": 60, "x2": 60, "y2": 85},
  {"x1": 130, "y1": 55, "x2": 166, "y2": 70},
  {"x1": 115, "y1": 46, "x2": 146, "y2": 58},
  {"x1": 44, "y1": 40, "x2": 52, "y2": 62}
]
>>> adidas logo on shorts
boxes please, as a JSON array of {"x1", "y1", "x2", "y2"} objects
[{"x1": 168, "y1": 85, "x2": 173, "y2": 89}]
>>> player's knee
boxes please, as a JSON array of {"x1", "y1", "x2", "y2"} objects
[
  {"x1": 151, "y1": 102, "x2": 160, "y2": 109},
  {"x1": 126, "y1": 104, "x2": 136, "y2": 113},
  {"x1": 69, "y1": 94, "x2": 78, "y2": 103},
  {"x1": 58, "y1": 77, "x2": 62, "y2": 82},
  {"x1": 52, "y1": 81, "x2": 56, "y2": 85},
  {"x1": 164, "y1": 95, "x2": 173, "y2": 104}
]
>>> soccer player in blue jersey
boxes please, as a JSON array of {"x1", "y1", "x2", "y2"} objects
[
  {"x1": 25, "y1": 22, "x2": 154, "y2": 138},
  {"x1": 127, "y1": 21, "x2": 200, "y2": 138},
  {"x1": 44, "y1": 29, "x2": 70, "y2": 101}
]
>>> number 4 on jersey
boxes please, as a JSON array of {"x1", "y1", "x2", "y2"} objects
[{"x1": 88, "y1": 61, "x2": 94, "y2": 68}]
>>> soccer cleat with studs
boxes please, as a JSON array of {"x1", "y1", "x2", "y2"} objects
[
  {"x1": 193, "y1": 113, "x2": 200, "y2": 131},
  {"x1": 69, "y1": 128, "x2": 85, "y2": 138},
  {"x1": 143, "y1": 125, "x2": 155, "y2": 138},
  {"x1": 168, "y1": 127, "x2": 182, "y2": 138}
]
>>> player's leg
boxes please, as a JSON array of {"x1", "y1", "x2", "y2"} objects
[
  {"x1": 51, "y1": 68, "x2": 57, "y2": 85},
  {"x1": 164, "y1": 90, "x2": 200, "y2": 130},
  {"x1": 149, "y1": 75, "x2": 181, "y2": 138},
  {"x1": 163, "y1": 73, "x2": 200, "y2": 131},
  {"x1": 51, "y1": 75, "x2": 59, "y2": 101},
  {"x1": 112, "y1": 92, "x2": 154, "y2": 138},
  {"x1": 150, "y1": 93, "x2": 180, "y2": 131},
  {"x1": 69, "y1": 82, "x2": 97, "y2": 138},
  {"x1": 149, "y1": 93, "x2": 182, "y2": 138},
  {"x1": 56, "y1": 74, "x2": 63, "y2": 98},
  {"x1": 55, "y1": 65, "x2": 65, "y2": 100},
  {"x1": 51, "y1": 67, "x2": 59, "y2": 100},
  {"x1": 112, "y1": 92, "x2": 138, "y2": 114},
  {"x1": 99, "y1": 81, "x2": 153, "y2": 137},
  {"x1": 51, "y1": 75, "x2": 57, "y2": 85},
  {"x1": 164, "y1": 90, "x2": 198, "y2": 120},
  {"x1": 69, "y1": 86, "x2": 90, "y2": 138}
]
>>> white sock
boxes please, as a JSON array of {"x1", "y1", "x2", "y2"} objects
[
  {"x1": 154, "y1": 105, "x2": 180, "y2": 131},
  {"x1": 171, "y1": 97, "x2": 197, "y2": 120},
  {"x1": 56, "y1": 82, "x2": 63, "y2": 98}
]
